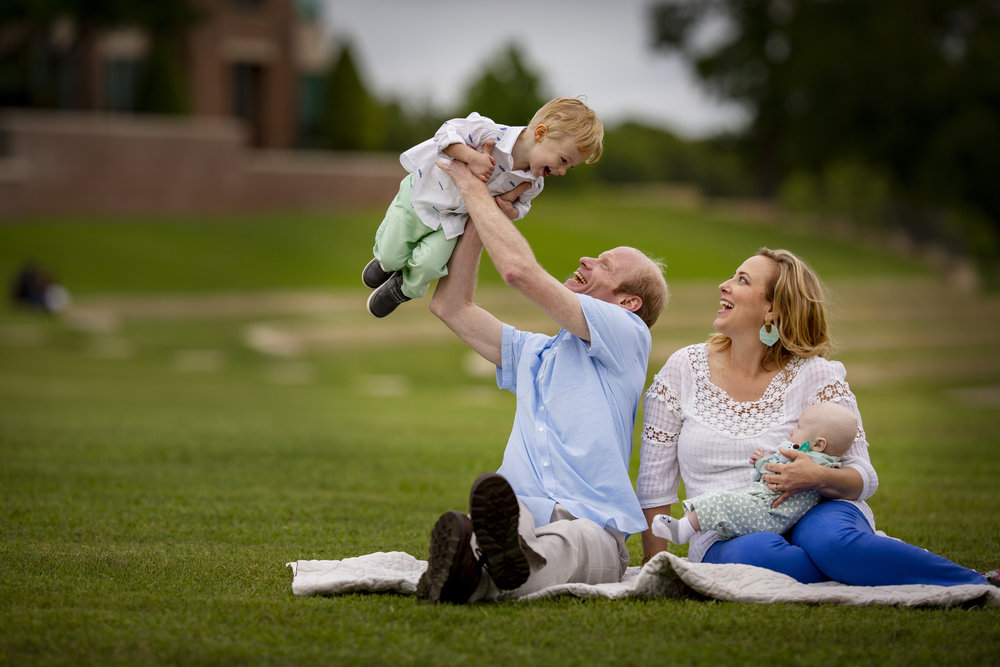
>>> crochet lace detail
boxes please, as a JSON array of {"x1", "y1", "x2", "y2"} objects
[
  {"x1": 642, "y1": 425, "x2": 679, "y2": 446},
  {"x1": 813, "y1": 378, "x2": 852, "y2": 403},
  {"x1": 690, "y1": 344, "x2": 807, "y2": 438},
  {"x1": 642, "y1": 375, "x2": 680, "y2": 446}
]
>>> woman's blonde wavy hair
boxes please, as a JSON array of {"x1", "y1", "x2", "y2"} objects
[{"x1": 710, "y1": 247, "x2": 831, "y2": 371}]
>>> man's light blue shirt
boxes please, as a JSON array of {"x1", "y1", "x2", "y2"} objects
[{"x1": 496, "y1": 294, "x2": 650, "y2": 535}]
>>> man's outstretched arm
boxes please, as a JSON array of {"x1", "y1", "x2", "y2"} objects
[
  {"x1": 437, "y1": 159, "x2": 591, "y2": 341},
  {"x1": 429, "y1": 223, "x2": 504, "y2": 366}
]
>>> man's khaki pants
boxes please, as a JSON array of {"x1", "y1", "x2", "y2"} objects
[{"x1": 471, "y1": 502, "x2": 629, "y2": 601}]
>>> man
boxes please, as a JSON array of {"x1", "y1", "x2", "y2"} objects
[{"x1": 417, "y1": 154, "x2": 668, "y2": 603}]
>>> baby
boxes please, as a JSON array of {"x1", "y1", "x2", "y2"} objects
[{"x1": 652, "y1": 402, "x2": 858, "y2": 545}]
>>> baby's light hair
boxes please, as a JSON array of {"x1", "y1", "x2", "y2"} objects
[
  {"x1": 801, "y1": 402, "x2": 858, "y2": 457},
  {"x1": 530, "y1": 97, "x2": 604, "y2": 163}
]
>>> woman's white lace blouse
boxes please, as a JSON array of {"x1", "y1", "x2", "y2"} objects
[{"x1": 636, "y1": 343, "x2": 878, "y2": 561}]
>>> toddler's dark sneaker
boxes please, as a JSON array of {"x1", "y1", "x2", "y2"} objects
[
  {"x1": 468, "y1": 473, "x2": 530, "y2": 591},
  {"x1": 362, "y1": 258, "x2": 393, "y2": 289},
  {"x1": 416, "y1": 511, "x2": 482, "y2": 604},
  {"x1": 366, "y1": 272, "x2": 410, "y2": 318}
]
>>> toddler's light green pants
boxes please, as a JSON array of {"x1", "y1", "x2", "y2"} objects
[{"x1": 372, "y1": 175, "x2": 459, "y2": 299}]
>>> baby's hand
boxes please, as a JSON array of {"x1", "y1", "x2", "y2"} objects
[{"x1": 749, "y1": 448, "x2": 772, "y2": 465}]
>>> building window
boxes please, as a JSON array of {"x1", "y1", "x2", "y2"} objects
[
  {"x1": 296, "y1": 0, "x2": 320, "y2": 20},
  {"x1": 232, "y1": 0, "x2": 266, "y2": 10},
  {"x1": 232, "y1": 62, "x2": 264, "y2": 146},
  {"x1": 105, "y1": 59, "x2": 142, "y2": 112},
  {"x1": 296, "y1": 72, "x2": 324, "y2": 147}
]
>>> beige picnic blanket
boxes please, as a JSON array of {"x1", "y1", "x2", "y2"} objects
[{"x1": 287, "y1": 550, "x2": 999, "y2": 607}]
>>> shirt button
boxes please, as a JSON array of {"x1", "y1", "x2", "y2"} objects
[
  {"x1": 537, "y1": 426, "x2": 544, "y2": 432},
  {"x1": 543, "y1": 461, "x2": 549, "y2": 467},
  {"x1": 539, "y1": 406, "x2": 545, "y2": 412}
]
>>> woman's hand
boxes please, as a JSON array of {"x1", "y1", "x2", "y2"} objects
[
  {"x1": 760, "y1": 448, "x2": 823, "y2": 508},
  {"x1": 762, "y1": 448, "x2": 865, "y2": 507}
]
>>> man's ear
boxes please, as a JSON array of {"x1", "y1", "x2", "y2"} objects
[
  {"x1": 619, "y1": 293, "x2": 642, "y2": 314},
  {"x1": 534, "y1": 124, "x2": 548, "y2": 141}
]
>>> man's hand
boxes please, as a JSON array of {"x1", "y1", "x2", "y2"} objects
[
  {"x1": 481, "y1": 141, "x2": 529, "y2": 219},
  {"x1": 438, "y1": 148, "x2": 590, "y2": 341},
  {"x1": 495, "y1": 183, "x2": 530, "y2": 220},
  {"x1": 437, "y1": 155, "x2": 482, "y2": 191},
  {"x1": 451, "y1": 141, "x2": 530, "y2": 220}
]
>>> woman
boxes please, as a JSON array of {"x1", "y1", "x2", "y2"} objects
[{"x1": 636, "y1": 248, "x2": 986, "y2": 585}]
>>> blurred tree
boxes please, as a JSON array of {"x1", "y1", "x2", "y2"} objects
[
  {"x1": 377, "y1": 97, "x2": 443, "y2": 152},
  {"x1": 134, "y1": 33, "x2": 190, "y2": 114},
  {"x1": 133, "y1": 3, "x2": 198, "y2": 114},
  {"x1": 594, "y1": 121, "x2": 751, "y2": 196},
  {"x1": 650, "y1": 0, "x2": 1000, "y2": 270},
  {"x1": 458, "y1": 43, "x2": 549, "y2": 125},
  {"x1": 0, "y1": 0, "x2": 54, "y2": 105},
  {"x1": 320, "y1": 42, "x2": 386, "y2": 150}
]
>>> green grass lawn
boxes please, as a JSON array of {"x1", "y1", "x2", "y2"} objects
[
  {"x1": 1, "y1": 191, "x2": 998, "y2": 666},
  {"x1": 0, "y1": 188, "x2": 928, "y2": 295}
]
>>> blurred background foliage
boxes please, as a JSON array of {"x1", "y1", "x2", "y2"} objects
[
  {"x1": 1, "y1": 0, "x2": 998, "y2": 284},
  {"x1": 648, "y1": 0, "x2": 1000, "y2": 283},
  {"x1": 312, "y1": 1, "x2": 1000, "y2": 285}
]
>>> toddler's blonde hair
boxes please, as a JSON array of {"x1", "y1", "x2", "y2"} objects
[{"x1": 530, "y1": 97, "x2": 604, "y2": 164}]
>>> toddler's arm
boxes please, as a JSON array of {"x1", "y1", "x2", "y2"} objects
[{"x1": 444, "y1": 143, "x2": 495, "y2": 182}]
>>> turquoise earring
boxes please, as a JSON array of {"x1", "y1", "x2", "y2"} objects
[{"x1": 759, "y1": 321, "x2": 779, "y2": 346}]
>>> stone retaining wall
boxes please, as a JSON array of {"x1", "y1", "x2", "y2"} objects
[{"x1": 0, "y1": 111, "x2": 403, "y2": 219}]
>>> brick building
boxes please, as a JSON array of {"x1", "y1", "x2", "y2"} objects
[
  {"x1": 0, "y1": 0, "x2": 407, "y2": 218},
  {"x1": 7, "y1": 0, "x2": 329, "y2": 149}
]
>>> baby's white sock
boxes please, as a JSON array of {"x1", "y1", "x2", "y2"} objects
[{"x1": 651, "y1": 514, "x2": 696, "y2": 544}]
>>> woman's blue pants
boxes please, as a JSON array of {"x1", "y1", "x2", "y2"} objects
[{"x1": 703, "y1": 501, "x2": 987, "y2": 586}]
